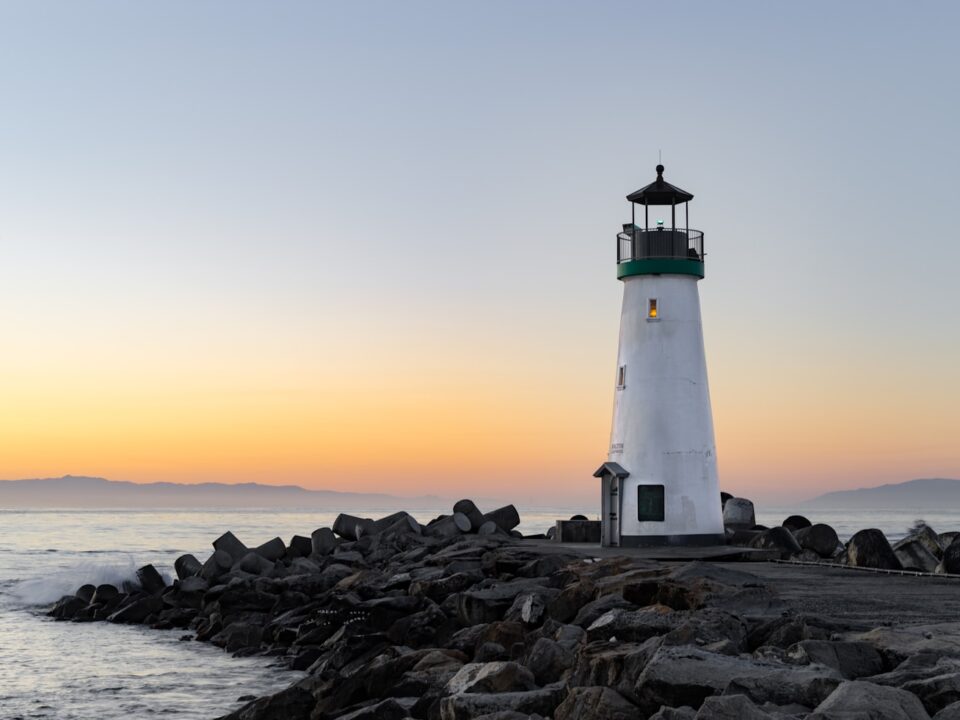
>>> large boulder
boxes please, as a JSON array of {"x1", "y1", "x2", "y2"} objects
[
  {"x1": 287, "y1": 535, "x2": 312, "y2": 558},
  {"x1": 939, "y1": 538, "x2": 960, "y2": 575},
  {"x1": 332, "y1": 513, "x2": 372, "y2": 541},
  {"x1": 906, "y1": 524, "x2": 944, "y2": 559},
  {"x1": 174, "y1": 554, "x2": 203, "y2": 580},
  {"x1": 439, "y1": 683, "x2": 567, "y2": 720},
  {"x1": 787, "y1": 640, "x2": 884, "y2": 679},
  {"x1": 783, "y1": 515, "x2": 813, "y2": 533},
  {"x1": 747, "y1": 527, "x2": 802, "y2": 558},
  {"x1": 212, "y1": 531, "x2": 249, "y2": 562},
  {"x1": 107, "y1": 595, "x2": 163, "y2": 624},
  {"x1": 427, "y1": 512, "x2": 472, "y2": 537},
  {"x1": 722, "y1": 498, "x2": 755, "y2": 529},
  {"x1": 844, "y1": 529, "x2": 902, "y2": 570},
  {"x1": 809, "y1": 680, "x2": 931, "y2": 720},
  {"x1": 554, "y1": 686, "x2": 639, "y2": 720},
  {"x1": 253, "y1": 537, "x2": 286, "y2": 561},
  {"x1": 454, "y1": 499, "x2": 486, "y2": 531},
  {"x1": 794, "y1": 524, "x2": 841, "y2": 558},
  {"x1": 483, "y1": 505, "x2": 521, "y2": 533},
  {"x1": 696, "y1": 695, "x2": 773, "y2": 719},
  {"x1": 894, "y1": 537, "x2": 940, "y2": 573},
  {"x1": 135, "y1": 564, "x2": 166, "y2": 595},
  {"x1": 310, "y1": 527, "x2": 337, "y2": 556},
  {"x1": 215, "y1": 685, "x2": 314, "y2": 720},
  {"x1": 524, "y1": 637, "x2": 575, "y2": 685},
  {"x1": 445, "y1": 661, "x2": 536, "y2": 694},
  {"x1": 201, "y1": 549, "x2": 233, "y2": 581}
]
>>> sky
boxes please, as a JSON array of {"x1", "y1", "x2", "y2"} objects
[{"x1": 0, "y1": 1, "x2": 958, "y2": 507}]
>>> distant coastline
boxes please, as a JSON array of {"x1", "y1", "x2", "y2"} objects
[
  {"x1": 800, "y1": 477, "x2": 960, "y2": 510},
  {"x1": 0, "y1": 475, "x2": 466, "y2": 510}
]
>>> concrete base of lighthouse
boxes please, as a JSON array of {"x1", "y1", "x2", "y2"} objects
[{"x1": 600, "y1": 271, "x2": 725, "y2": 548}]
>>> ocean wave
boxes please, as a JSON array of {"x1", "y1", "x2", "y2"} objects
[{"x1": 10, "y1": 558, "x2": 141, "y2": 606}]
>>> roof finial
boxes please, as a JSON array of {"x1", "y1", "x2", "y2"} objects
[{"x1": 656, "y1": 163, "x2": 664, "y2": 179}]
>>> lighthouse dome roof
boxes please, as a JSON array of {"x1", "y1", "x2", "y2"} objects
[{"x1": 626, "y1": 164, "x2": 694, "y2": 206}]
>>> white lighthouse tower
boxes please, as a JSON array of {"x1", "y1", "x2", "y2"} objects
[{"x1": 595, "y1": 165, "x2": 725, "y2": 547}]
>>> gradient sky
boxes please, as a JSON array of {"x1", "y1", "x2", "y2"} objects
[{"x1": 0, "y1": 1, "x2": 958, "y2": 506}]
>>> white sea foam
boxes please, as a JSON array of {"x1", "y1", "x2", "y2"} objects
[{"x1": 11, "y1": 557, "x2": 140, "y2": 606}]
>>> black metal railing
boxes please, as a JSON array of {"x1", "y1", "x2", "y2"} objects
[{"x1": 616, "y1": 226, "x2": 704, "y2": 264}]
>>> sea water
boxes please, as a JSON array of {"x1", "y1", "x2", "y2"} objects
[{"x1": 0, "y1": 506, "x2": 954, "y2": 718}]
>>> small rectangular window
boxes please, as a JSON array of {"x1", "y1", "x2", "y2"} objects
[
  {"x1": 616, "y1": 365, "x2": 626, "y2": 389},
  {"x1": 637, "y1": 485, "x2": 665, "y2": 522},
  {"x1": 648, "y1": 298, "x2": 658, "y2": 319}
]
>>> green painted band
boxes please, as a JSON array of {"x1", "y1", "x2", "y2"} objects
[{"x1": 617, "y1": 258, "x2": 705, "y2": 280}]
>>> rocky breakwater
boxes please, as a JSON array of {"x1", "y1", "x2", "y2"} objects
[
  {"x1": 723, "y1": 495, "x2": 960, "y2": 576},
  {"x1": 46, "y1": 499, "x2": 960, "y2": 720}
]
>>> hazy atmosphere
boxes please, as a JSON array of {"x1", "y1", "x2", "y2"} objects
[{"x1": 2, "y1": 1, "x2": 958, "y2": 505}]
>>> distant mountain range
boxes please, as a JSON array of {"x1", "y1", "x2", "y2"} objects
[
  {"x1": 802, "y1": 478, "x2": 960, "y2": 509},
  {"x1": 0, "y1": 475, "x2": 456, "y2": 510}
]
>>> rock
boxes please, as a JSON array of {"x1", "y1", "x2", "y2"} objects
[
  {"x1": 75, "y1": 584, "x2": 96, "y2": 603},
  {"x1": 586, "y1": 606, "x2": 676, "y2": 643},
  {"x1": 440, "y1": 683, "x2": 567, "y2": 720},
  {"x1": 475, "y1": 642, "x2": 508, "y2": 662},
  {"x1": 934, "y1": 701, "x2": 960, "y2": 719},
  {"x1": 478, "y1": 521, "x2": 505, "y2": 536},
  {"x1": 335, "y1": 698, "x2": 415, "y2": 720},
  {"x1": 894, "y1": 537, "x2": 940, "y2": 573},
  {"x1": 722, "y1": 498, "x2": 755, "y2": 529},
  {"x1": 696, "y1": 695, "x2": 773, "y2": 719},
  {"x1": 809, "y1": 680, "x2": 931, "y2": 720},
  {"x1": 573, "y1": 593, "x2": 635, "y2": 628},
  {"x1": 211, "y1": 621, "x2": 263, "y2": 653},
  {"x1": 524, "y1": 637, "x2": 574, "y2": 685},
  {"x1": 427, "y1": 513, "x2": 472, "y2": 538},
  {"x1": 783, "y1": 515, "x2": 813, "y2": 533},
  {"x1": 844, "y1": 529, "x2": 902, "y2": 570},
  {"x1": 635, "y1": 644, "x2": 837, "y2": 714},
  {"x1": 213, "y1": 531, "x2": 249, "y2": 562},
  {"x1": 483, "y1": 505, "x2": 521, "y2": 533},
  {"x1": 458, "y1": 582, "x2": 543, "y2": 625},
  {"x1": 454, "y1": 499, "x2": 486, "y2": 530},
  {"x1": 651, "y1": 708, "x2": 698, "y2": 720},
  {"x1": 554, "y1": 686, "x2": 639, "y2": 720},
  {"x1": 747, "y1": 527, "x2": 802, "y2": 558},
  {"x1": 722, "y1": 664, "x2": 843, "y2": 708},
  {"x1": 253, "y1": 537, "x2": 286, "y2": 561},
  {"x1": 90, "y1": 584, "x2": 119, "y2": 605},
  {"x1": 215, "y1": 685, "x2": 314, "y2": 720},
  {"x1": 107, "y1": 595, "x2": 163, "y2": 623},
  {"x1": 720, "y1": 492, "x2": 733, "y2": 508},
  {"x1": 902, "y1": 673, "x2": 960, "y2": 716},
  {"x1": 174, "y1": 554, "x2": 203, "y2": 580},
  {"x1": 284, "y1": 535, "x2": 311, "y2": 559},
  {"x1": 445, "y1": 661, "x2": 536, "y2": 694},
  {"x1": 310, "y1": 527, "x2": 337, "y2": 556},
  {"x1": 909, "y1": 524, "x2": 945, "y2": 559},
  {"x1": 136, "y1": 564, "x2": 167, "y2": 595},
  {"x1": 787, "y1": 640, "x2": 884, "y2": 679},
  {"x1": 855, "y1": 623, "x2": 960, "y2": 661},
  {"x1": 332, "y1": 513, "x2": 371, "y2": 541},
  {"x1": 236, "y1": 551, "x2": 275, "y2": 576},
  {"x1": 940, "y1": 533, "x2": 960, "y2": 550},
  {"x1": 939, "y1": 538, "x2": 960, "y2": 575},
  {"x1": 794, "y1": 524, "x2": 841, "y2": 558},
  {"x1": 548, "y1": 580, "x2": 597, "y2": 623},
  {"x1": 50, "y1": 595, "x2": 87, "y2": 619},
  {"x1": 201, "y1": 549, "x2": 233, "y2": 581}
]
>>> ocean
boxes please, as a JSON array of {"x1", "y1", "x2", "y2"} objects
[{"x1": 0, "y1": 505, "x2": 955, "y2": 719}]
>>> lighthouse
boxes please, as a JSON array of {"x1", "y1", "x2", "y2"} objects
[{"x1": 595, "y1": 165, "x2": 725, "y2": 547}]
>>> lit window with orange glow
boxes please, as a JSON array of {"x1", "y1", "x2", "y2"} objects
[{"x1": 648, "y1": 298, "x2": 658, "y2": 319}]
